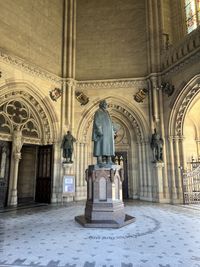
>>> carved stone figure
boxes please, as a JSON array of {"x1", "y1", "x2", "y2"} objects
[
  {"x1": 92, "y1": 100, "x2": 115, "y2": 166},
  {"x1": 61, "y1": 131, "x2": 76, "y2": 163},
  {"x1": 150, "y1": 129, "x2": 163, "y2": 162},
  {"x1": 12, "y1": 127, "x2": 23, "y2": 158}
]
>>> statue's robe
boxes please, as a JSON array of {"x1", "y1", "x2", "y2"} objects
[{"x1": 92, "y1": 108, "x2": 115, "y2": 157}]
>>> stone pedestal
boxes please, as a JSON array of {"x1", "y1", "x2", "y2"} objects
[
  {"x1": 75, "y1": 165, "x2": 135, "y2": 228},
  {"x1": 62, "y1": 163, "x2": 75, "y2": 203},
  {"x1": 153, "y1": 162, "x2": 165, "y2": 202}
]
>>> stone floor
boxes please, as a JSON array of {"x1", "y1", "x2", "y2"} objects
[{"x1": 0, "y1": 200, "x2": 200, "y2": 267}]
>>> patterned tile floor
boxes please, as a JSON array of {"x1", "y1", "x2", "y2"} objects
[{"x1": 0, "y1": 201, "x2": 200, "y2": 267}]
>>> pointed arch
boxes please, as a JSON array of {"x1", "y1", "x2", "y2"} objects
[
  {"x1": 168, "y1": 74, "x2": 200, "y2": 137},
  {"x1": 76, "y1": 96, "x2": 149, "y2": 143},
  {"x1": 0, "y1": 81, "x2": 59, "y2": 144}
]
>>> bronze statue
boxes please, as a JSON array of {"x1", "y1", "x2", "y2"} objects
[
  {"x1": 150, "y1": 129, "x2": 163, "y2": 162},
  {"x1": 92, "y1": 100, "x2": 115, "y2": 167},
  {"x1": 61, "y1": 131, "x2": 76, "y2": 163}
]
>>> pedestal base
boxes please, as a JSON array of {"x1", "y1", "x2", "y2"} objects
[
  {"x1": 75, "y1": 165, "x2": 135, "y2": 228},
  {"x1": 75, "y1": 214, "x2": 135, "y2": 228}
]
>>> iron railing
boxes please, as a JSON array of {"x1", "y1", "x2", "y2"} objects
[{"x1": 183, "y1": 164, "x2": 200, "y2": 204}]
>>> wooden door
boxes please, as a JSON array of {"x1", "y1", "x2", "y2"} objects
[
  {"x1": 113, "y1": 151, "x2": 129, "y2": 199},
  {"x1": 0, "y1": 141, "x2": 11, "y2": 208},
  {"x1": 35, "y1": 145, "x2": 53, "y2": 203}
]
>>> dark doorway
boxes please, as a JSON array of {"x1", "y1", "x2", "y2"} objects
[
  {"x1": 0, "y1": 141, "x2": 11, "y2": 208},
  {"x1": 113, "y1": 151, "x2": 129, "y2": 199},
  {"x1": 35, "y1": 145, "x2": 53, "y2": 203},
  {"x1": 18, "y1": 145, "x2": 37, "y2": 204}
]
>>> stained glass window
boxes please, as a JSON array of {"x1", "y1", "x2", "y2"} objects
[
  {"x1": 197, "y1": 0, "x2": 200, "y2": 21},
  {"x1": 185, "y1": 0, "x2": 200, "y2": 33}
]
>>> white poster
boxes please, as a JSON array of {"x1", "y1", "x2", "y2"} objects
[{"x1": 63, "y1": 175, "x2": 75, "y2": 193}]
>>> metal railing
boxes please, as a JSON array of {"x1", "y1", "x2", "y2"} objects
[{"x1": 183, "y1": 164, "x2": 200, "y2": 204}]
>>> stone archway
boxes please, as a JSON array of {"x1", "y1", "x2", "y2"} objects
[
  {"x1": 75, "y1": 96, "x2": 151, "y2": 201},
  {"x1": 168, "y1": 74, "x2": 200, "y2": 201},
  {"x1": 0, "y1": 82, "x2": 59, "y2": 206}
]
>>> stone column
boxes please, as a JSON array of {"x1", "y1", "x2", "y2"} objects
[
  {"x1": 145, "y1": 141, "x2": 152, "y2": 200},
  {"x1": 137, "y1": 142, "x2": 144, "y2": 197},
  {"x1": 150, "y1": 76, "x2": 159, "y2": 123},
  {"x1": 153, "y1": 162, "x2": 165, "y2": 202},
  {"x1": 51, "y1": 142, "x2": 62, "y2": 203},
  {"x1": 196, "y1": 139, "x2": 200, "y2": 161},
  {"x1": 158, "y1": 85, "x2": 169, "y2": 199},
  {"x1": 174, "y1": 136, "x2": 183, "y2": 201},
  {"x1": 61, "y1": 0, "x2": 76, "y2": 131},
  {"x1": 141, "y1": 141, "x2": 147, "y2": 197},
  {"x1": 8, "y1": 128, "x2": 23, "y2": 206},
  {"x1": 168, "y1": 136, "x2": 177, "y2": 201}
]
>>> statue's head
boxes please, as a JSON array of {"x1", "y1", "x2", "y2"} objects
[
  {"x1": 67, "y1": 131, "x2": 71, "y2": 134},
  {"x1": 99, "y1": 100, "x2": 107, "y2": 109}
]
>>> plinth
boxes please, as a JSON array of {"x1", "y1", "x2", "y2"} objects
[
  {"x1": 62, "y1": 163, "x2": 75, "y2": 203},
  {"x1": 153, "y1": 161, "x2": 165, "y2": 202},
  {"x1": 75, "y1": 164, "x2": 135, "y2": 228}
]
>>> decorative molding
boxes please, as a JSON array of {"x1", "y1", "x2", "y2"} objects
[
  {"x1": 1, "y1": 47, "x2": 199, "y2": 92},
  {"x1": 108, "y1": 104, "x2": 142, "y2": 141},
  {"x1": 76, "y1": 79, "x2": 148, "y2": 90},
  {"x1": 175, "y1": 84, "x2": 200, "y2": 135},
  {"x1": 0, "y1": 49, "x2": 61, "y2": 84}
]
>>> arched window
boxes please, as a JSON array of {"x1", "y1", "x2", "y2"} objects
[{"x1": 185, "y1": 0, "x2": 200, "y2": 33}]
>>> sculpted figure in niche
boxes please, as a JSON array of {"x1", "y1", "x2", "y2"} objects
[
  {"x1": 61, "y1": 131, "x2": 76, "y2": 163},
  {"x1": 92, "y1": 100, "x2": 116, "y2": 167},
  {"x1": 150, "y1": 128, "x2": 164, "y2": 162},
  {"x1": 12, "y1": 127, "x2": 23, "y2": 159}
]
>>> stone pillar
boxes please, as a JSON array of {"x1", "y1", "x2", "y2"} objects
[
  {"x1": 61, "y1": 0, "x2": 76, "y2": 131},
  {"x1": 153, "y1": 162, "x2": 165, "y2": 202},
  {"x1": 174, "y1": 136, "x2": 183, "y2": 201},
  {"x1": 168, "y1": 136, "x2": 177, "y2": 201},
  {"x1": 196, "y1": 139, "x2": 200, "y2": 160},
  {"x1": 51, "y1": 142, "x2": 62, "y2": 203},
  {"x1": 137, "y1": 142, "x2": 144, "y2": 197},
  {"x1": 141, "y1": 140, "x2": 148, "y2": 197},
  {"x1": 8, "y1": 128, "x2": 23, "y2": 206},
  {"x1": 150, "y1": 76, "x2": 159, "y2": 123},
  {"x1": 158, "y1": 84, "x2": 169, "y2": 199}
]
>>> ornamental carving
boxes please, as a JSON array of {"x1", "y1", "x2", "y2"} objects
[
  {"x1": 108, "y1": 104, "x2": 142, "y2": 141},
  {"x1": 0, "y1": 90, "x2": 55, "y2": 144},
  {"x1": 176, "y1": 84, "x2": 200, "y2": 135},
  {"x1": 0, "y1": 49, "x2": 61, "y2": 83},
  {"x1": 76, "y1": 79, "x2": 147, "y2": 90},
  {"x1": 0, "y1": 100, "x2": 40, "y2": 139},
  {"x1": 75, "y1": 91, "x2": 89, "y2": 105}
]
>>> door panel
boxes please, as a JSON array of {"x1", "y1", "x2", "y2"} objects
[
  {"x1": 35, "y1": 145, "x2": 52, "y2": 203},
  {"x1": 0, "y1": 141, "x2": 11, "y2": 208},
  {"x1": 18, "y1": 145, "x2": 37, "y2": 203},
  {"x1": 113, "y1": 151, "x2": 129, "y2": 199}
]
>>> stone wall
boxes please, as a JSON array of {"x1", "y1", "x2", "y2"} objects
[
  {"x1": 0, "y1": 0, "x2": 63, "y2": 75},
  {"x1": 76, "y1": 0, "x2": 148, "y2": 80}
]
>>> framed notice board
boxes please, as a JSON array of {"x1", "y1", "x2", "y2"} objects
[{"x1": 63, "y1": 175, "x2": 75, "y2": 193}]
